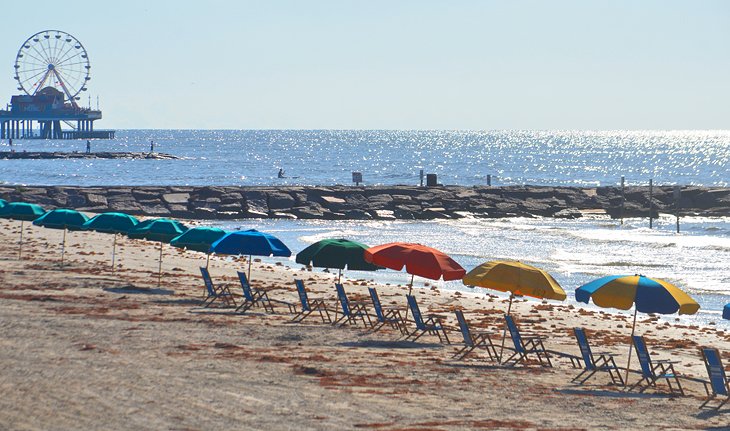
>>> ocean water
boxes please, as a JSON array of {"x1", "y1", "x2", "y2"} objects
[
  {"x1": 1, "y1": 129, "x2": 729, "y2": 187},
  {"x1": 1, "y1": 129, "x2": 729, "y2": 326}
]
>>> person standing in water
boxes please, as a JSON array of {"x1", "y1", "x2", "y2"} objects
[
  {"x1": 278, "y1": 168, "x2": 285, "y2": 178},
  {"x1": 150, "y1": 140, "x2": 154, "y2": 153},
  {"x1": 86, "y1": 140, "x2": 91, "y2": 154}
]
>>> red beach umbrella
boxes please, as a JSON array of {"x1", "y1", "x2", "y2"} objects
[{"x1": 364, "y1": 242, "x2": 466, "y2": 294}]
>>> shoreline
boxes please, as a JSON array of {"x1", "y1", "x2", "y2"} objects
[{"x1": 1, "y1": 184, "x2": 728, "y2": 221}]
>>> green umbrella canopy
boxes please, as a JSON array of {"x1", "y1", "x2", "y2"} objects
[
  {"x1": 81, "y1": 212, "x2": 140, "y2": 234},
  {"x1": 33, "y1": 209, "x2": 90, "y2": 231},
  {"x1": 170, "y1": 227, "x2": 227, "y2": 253},
  {"x1": 0, "y1": 202, "x2": 46, "y2": 221},
  {"x1": 0, "y1": 199, "x2": 7, "y2": 208},
  {"x1": 296, "y1": 238, "x2": 381, "y2": 271},
  {"x1": 127, "y1": 218, "x2": 188, "y2": 243}
]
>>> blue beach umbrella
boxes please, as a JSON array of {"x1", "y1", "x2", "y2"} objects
[
  {"x1": 723, "y1": 304, "x2": 730, "y2": 321},
  {"x1": 576, "y1": 274, "x2": 700, "y2": 382},
  {"x1": 210, "y1": 229, "x2": 291, "y2": 281},
  {"x1": 126, "y1": 218, "x2": 188, "y2": 286},
  {"x1": 33, "y1": 209, "x2": 90, "y2": 265},
  {"x1": 0, "y1": 202, "x2": 46, "y2": 259},
  {"x1": 81, "y1": 212, "x2": 140, "y2": 271},
  {"x1": 169, "y1": 226, "x2": 227, "y2": 268}
]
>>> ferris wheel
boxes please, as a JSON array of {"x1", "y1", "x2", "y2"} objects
[{"x1": 13, "y1": 30, "x2": 91, "y2": 104}]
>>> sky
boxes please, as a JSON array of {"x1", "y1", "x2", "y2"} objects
[{"x1": 0, "y1": 0, "x2": 728, "y2": 130}]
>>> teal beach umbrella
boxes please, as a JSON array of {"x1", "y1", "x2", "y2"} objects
[
  {"x1": 33, "y1": 209, "x2": 90, "y2": 266},
  {"x1": 295, "y1": 238, "x2": 380, "y2": 282},
  {"x1": 0, "y1": 199, "x2": 6, "y2": 208},
  {"x1": 0, "y1": 202, "x2": 46, "y2": 259},
  {"x1": 127, "y1": 218, "x2": 188, "y2": 286},
  {"x1": 81, "y1": 212, "x2": 140, "y2": 271},
  {"x1": 169, "y1": 226, "x2": 227, "y2": 268}
]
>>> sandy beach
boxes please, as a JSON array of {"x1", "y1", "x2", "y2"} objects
[{"x1": 1, "y1": 217, "x2": 729, "y2": 431}]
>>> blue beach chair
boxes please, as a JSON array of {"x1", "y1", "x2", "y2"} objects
[
  {"x1": 699, "y1": 347, "x2": 730, "y2": 410},
  {"x1": 234, "y1": 271, "x2": 296, "y2": 314},
  {"x1": 453, "y1": 309, "x2": 498, "y2": 361},
  {"x1": 572, "y1": 327, "x2": 624, "y2": 386},
  {"x1": 333, "y1": 283, "x2": 373, "y2": 327},
  {"x1": 405, "y1": 295, "x2": 450, "y2": 344},
  {"x1": 291, "y1": 279, "x2": 332, "y2": 323},
  {"x1": 367, "y1": 287, "x2": 408, "y2": 335},
  {"x1": 501, "y1": 315, "x2": 552, "y2": 367},
  {"x1": 627, "y1": 335, "x2": 684, "y2": 396},
  {"x1": 200, "y1": 267, "x2": 236, "y2": 308}
]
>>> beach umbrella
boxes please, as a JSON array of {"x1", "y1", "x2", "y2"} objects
[
  {"x1": 32, "y1": 209, "x2": 90, "y2": 266},
  {"x1": 0, "y1": 202, "x2": 46, "y2": 259},
  {"x1": 209, "y1": 229, "x2": 291, "y2": 281},
  {"x1": 463, "y1": 260, "x2": 567, "y2": 360},
  {"x1": 364, "y1": 242, "x2": 465, "y2": 295},
  {"x1": 0, "y1": 199, "x2": 6, "y2": 208},
  {"x1": 169, "y1": 226, "x2": 227, "y2": 268},
  {"x1": 296, "y1": 238, "x2": 381, "y2": 282},
  {"x1": 81, "y1": 212, "x2": 139, "y2": 271},
  {"x1": 126, "y1": 218, "x2": 188, "y2": 286},
  {"x1": 723, "y1": 304, "x2": 730, "y2": 321},
  {"x1": 576, "y1": 274, "x2": 700, "y2": 382}
]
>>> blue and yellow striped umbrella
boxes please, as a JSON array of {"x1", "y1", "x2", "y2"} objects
[
  {"x1": 576, "y1": 274, "x2": 699, "y2": 382},
  {"x1": 576, "y1": 275, "x2": 699, "y2": 315}
]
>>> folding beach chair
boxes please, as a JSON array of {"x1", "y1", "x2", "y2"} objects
[
  {"x1": 404, "y1": 295, "x2": 450, "y2": 344},
  {"x1": 572, "y1": 327, "x2": 624, "y2": 386},
  {"x1": 627, "y1": 335, "x2": 684, "y2": 396},
  {"x1": 699, "y1": 347, "x2": 730, "y2": 410},
  {"x1": 333, "y1": 283, "x2": 373, "y2": 327},
  {"x1": 200, "y1": 267, "x2": 236, "y2": 308},
  {"x1": 291, "y1": 279, "x2": 332, "y2": 323},
  {"x1": 501, "y1": 315, "x2": 552, "y2": 367},
  {"x1": 235, "y1": 271, "x2": 296, "y2": 314},
  {"x1": 452, "y1": 309, "x2": 499, "y2": 361},
  {"x1": 367, "y1": 287, "x2": 408, "y2": 335}
]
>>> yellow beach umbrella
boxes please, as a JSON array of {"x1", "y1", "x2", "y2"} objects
[{"x1": 463, "y1": 260, "x2": 567, "y2": 360}]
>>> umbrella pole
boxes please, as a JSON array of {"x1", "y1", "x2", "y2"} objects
[
  {"x1": 111, "y1": 233, "x2": 117, "y2": 273},
  {"x1": 61, "y1": 228, "x2": 66, "y2": 267},
  {"x1": 158, "y1": 241, "x2": 163, "y2": 287},
  {"x1": 408, "y1": 274, "x2": 414, "y2": 295},
  {"x1": 624, "y1": 308, "x2": 638, "y2": 384},
  {"x1": 498, "y1": 293, "x2": 514, "y2": 364},
  {"x1": 338, "y1": 268, "x2": 342, "y2": 284},
  {"x1": 206, "y1": 252, "x2": 211, "y2": 269},
  {"x1": 248, "y1": 254, "x2": 252, "y2": 282},
  {"x1": 18, "y1": 220, "x2": 23, "y2": 260}
]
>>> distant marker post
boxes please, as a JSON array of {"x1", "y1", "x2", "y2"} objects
[
  {"x1": 648, "y1": 179, "x2": 653, "y2": 229},
  {"x1": 674, "y1": 185, "x2": 681, "y2": 233},
  {"x1": 620, "y1": 176, "x2": 625, "y2": 225}
]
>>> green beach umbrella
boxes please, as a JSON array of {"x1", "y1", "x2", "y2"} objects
[
  {"x1": 127, "y1": 218, "x2": 188, "y2": 286},
  {"x1": 169, "y1": 226, "x2": 227, "y2": 268},
  {"x1": 0, "y1": 202, "x2": 46, "y2": 259},
  {"x1": 33, "y1": 209, "x2": 90, "y2": 266},
  {"x1": 81, "y1": 212, "x2": 140, "y2": 271},
  {"x1": 295, "y1": 238, "x2": 381, "y2": 282}
]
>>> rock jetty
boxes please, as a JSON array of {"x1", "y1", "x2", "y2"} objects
[
  {"x1": 1, "y1": 185, "x2": 728, "y2": 221},
  {"x1": 0, "y1": 152, "x2": 180, "y2": 160}
]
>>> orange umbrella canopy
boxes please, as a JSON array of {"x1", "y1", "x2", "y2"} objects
[{"x1": 364, "y1": 242, "x2": 466, "y2": 281}]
